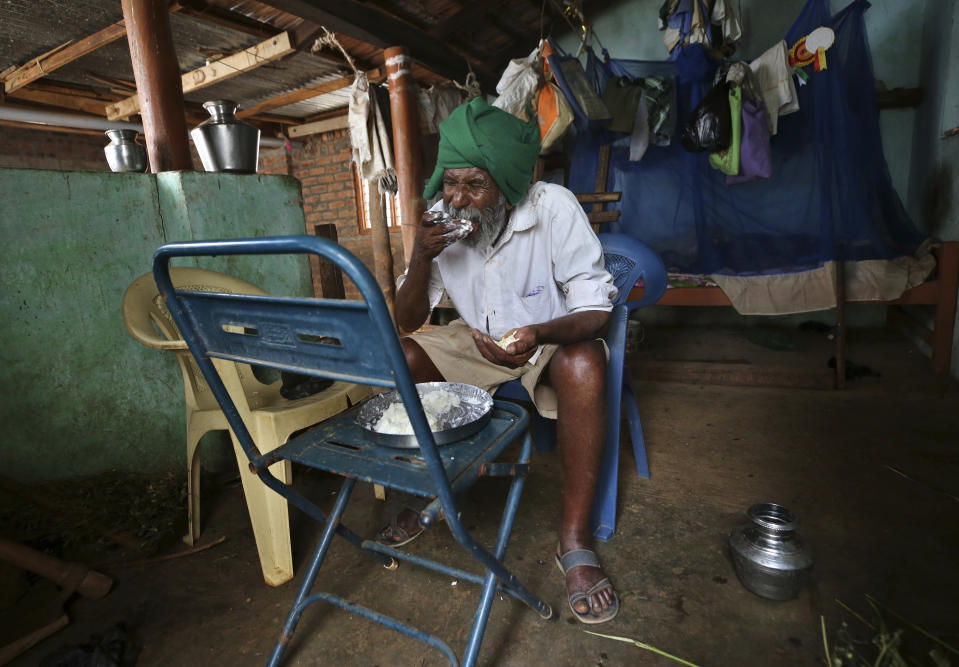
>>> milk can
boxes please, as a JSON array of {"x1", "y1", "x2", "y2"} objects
[
  {"x1": 103, "y1": 129, "x2": 147, "y2": 173},
  {"x1": 190, "y1": 100, "x2": 260, "y2": 173},
  {"x1": 729, "y1": 503, "x2": 814, "y2": 600}
]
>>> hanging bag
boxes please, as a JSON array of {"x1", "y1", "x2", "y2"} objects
[
  {"x1": 546, "y1": 38, "x2": 611, "y2": 126},
  {"x1": 726, "y1": 99, "x2": 772, "y2": 184},
  {"x1": 537, "y1": 41, "x2": 574, "y2": 153},
  {"x1": 681, "y1": 80, "x2": 732, "y2": 152},
  {"x1": 709, "y1": 85, "x2": 743, "y2": 175}
]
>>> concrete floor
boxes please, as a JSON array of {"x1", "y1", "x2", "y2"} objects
[{"x1": 6, "y1": 323, "x2": 959, "y2": 666}]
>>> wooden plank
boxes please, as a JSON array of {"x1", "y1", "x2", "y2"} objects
[
  {"x1": 8, "y1": 87, "x2": 116, "y2": 116},
  {"x1": 585, "y1": 211, "x2": 620, "y2": 223},
  {"x1": 4, "y1": 22, "x2": 128, "y2": 93},
  {"x1": 106, "y1": 31, "x2": 296, "y2": 120},
  {"x1": 287, "y1": 114, "x2": 349, "y2": 138},
  {"x1": 236, "y1": 68, "x2": 380, "y2": 119},
  {"x1": 930, "y1": 240, "x2": 958, "y2": 376},
  {"x1": 642, "y1": 285, "x2": 735, "y2": 307},
  {"x1": 577, "y1": 193, "x2": 621, "y2": 204},
  {"x1": 0, "y1": 119, "x2": 105, "y2": 137}
]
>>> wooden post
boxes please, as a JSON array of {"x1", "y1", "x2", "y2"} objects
[
  {"x1": 384, "y1": 46, "x2": 425, "y2": 266},
  {"x1": 368, "y1": 187, "x2": 396, "y2": 315},
  {"x1": 834, "y1": 258, "x2": 846, "y2": 389},
  {"x1": 120, "y1": 0, "x2": 192, "y2": 172}
]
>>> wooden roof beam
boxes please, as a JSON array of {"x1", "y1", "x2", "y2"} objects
[
  {"x1": 3, "y1": 23, "x2": 127, "y2": 94},
  {"x1": 106, "y1": 31, "x2": 296, "y2": 120},
  {"x1": 170, "y1": 0, "x2": 281, "y2": 39},
  {"x1": 257, "y1": 0, "x2": 497, "y2": 88},
  {"x1": 1, "y1": 3, "x2": 192, "y2": 95},
  {"x1": 430, "y1": 0, "x2": 512, "y2": 41}
]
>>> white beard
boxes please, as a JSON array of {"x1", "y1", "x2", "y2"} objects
[{"x1": 445, "y1": 193, "x2": 508, "y2": 249}]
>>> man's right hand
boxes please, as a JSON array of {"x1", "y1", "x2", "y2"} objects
[{"x1": 412, "y1": 211, "x2": 455, "y2": 262}]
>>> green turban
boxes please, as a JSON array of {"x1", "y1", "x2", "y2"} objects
[{"x1": 423, "y1": 97, "x2": 541, "y2": 206}]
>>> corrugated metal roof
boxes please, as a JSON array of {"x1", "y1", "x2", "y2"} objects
[{"x1": 0, "y1": 0, "x2": 566, "y2": 129}]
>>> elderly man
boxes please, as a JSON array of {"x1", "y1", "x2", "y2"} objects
[{"x1": 380, "y1": 97, "x2": 619, "y2": 624}]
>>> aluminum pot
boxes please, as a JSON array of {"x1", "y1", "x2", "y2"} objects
[
  {"x1": 104, "y1": 129, "x2": 147, "y2": 173},
  {"x1": 190, "y1": 100, "x2": 259, "y2": 173},
  {"x1": 729, "y1": 503, "x2": 814, "y2": 600}
]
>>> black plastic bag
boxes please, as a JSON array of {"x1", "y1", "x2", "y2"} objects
[
  {"x1": 681, "y1": 82, "x2": 732, "y2": 152},
  {"x1": 280, "y1": 371, "x2": 333, "y2": 399}
]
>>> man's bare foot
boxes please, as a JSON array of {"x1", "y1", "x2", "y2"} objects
[
  {"x1": 376, "y1": 507, "x2": 426, "y2": 547},
  {"x1": 556, "y1": 537, "x2": 618, "y2": 623}
]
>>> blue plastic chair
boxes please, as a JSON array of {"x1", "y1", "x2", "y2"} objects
[
  {"x1": 494, "y1": 233, "x2": 667, "y2": 541},
  {"x1": 152, "y1": 235, "x2": 552, "y2": 667}
]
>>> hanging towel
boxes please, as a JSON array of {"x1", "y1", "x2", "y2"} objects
[
  {"x1": 750, "y1": 40, "x2": 799, "y2": 135},
  {"x1": 629, "y1": 90, "x2": 651, "y2": 161},
  {"x1": 348, "y1": 71, "x2": 396, "y2": 194}
]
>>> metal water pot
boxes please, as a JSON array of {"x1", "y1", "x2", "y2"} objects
[
  {"x1": 729, "y1": 503, "x2": 814, "y2": 600},
  {"x1": 190, "y1": 100, "x2": 260, "y2": 173},
  {"x1": 103, "y1": 129, "x2": 147, "y2": 173}
]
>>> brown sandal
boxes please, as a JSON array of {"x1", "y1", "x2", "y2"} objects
[{"x1": 554, "y1": 546, "x2": 620, "y2": 624}]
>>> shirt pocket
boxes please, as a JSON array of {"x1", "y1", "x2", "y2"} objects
[{"x1": 513, "y1": 275, "x2": 553, "y2": 323}]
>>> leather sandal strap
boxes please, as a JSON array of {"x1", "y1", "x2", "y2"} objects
[{"x1": 559, "y1": 548, "x2": 601, "y2": 573}]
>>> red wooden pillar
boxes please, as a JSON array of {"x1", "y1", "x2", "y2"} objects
[
  {"x1": 384, "y1": 46, "x2": 425, "y2": 266},
  {"x1": 121, "y1": 0, "x2": 192, "y2": 172}
]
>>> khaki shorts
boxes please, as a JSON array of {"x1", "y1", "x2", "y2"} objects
[{"x1": 408, "y1": 319, "x2": 606, "y2": 419}]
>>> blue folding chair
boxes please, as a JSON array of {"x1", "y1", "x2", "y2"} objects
[
  {"x1": 495, "y1": 233, "x2": 667, "y2": 541},
  {"x1": 152, "y1": 235, "x2": 553, "y2": 667}
]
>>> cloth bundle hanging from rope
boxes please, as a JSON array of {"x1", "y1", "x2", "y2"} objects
[
  {"x1": 348, "y1": 71, "x2": 396, "y2": 195},
  {"x1": 314, "y1": 26, "x2": 396, "y2": 194}
]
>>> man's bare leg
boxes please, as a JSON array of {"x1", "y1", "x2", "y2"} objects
[{"x1": 549, "y1": 340, "x2": 616, "y2": 615}]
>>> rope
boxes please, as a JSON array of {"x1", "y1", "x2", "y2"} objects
[
  {"x1": 311, "y1": 27, "x2": 359, "y2": 75},
  {"x1": 452, "y1": 67, "x2": 482, "y2": 100}
]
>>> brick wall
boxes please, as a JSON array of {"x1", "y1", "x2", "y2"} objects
[
  {"x1": 1, "y1": 125, "x2": 407, "y2": 298},
  {"x1": 0, "y1": 127, "x2": 111, "y2": 172},
  {"x1": 260, "y1": 128, "x2": 406, "y2": 299}
]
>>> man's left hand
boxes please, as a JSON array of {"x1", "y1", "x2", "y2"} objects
[{"x1": 471, "y1": 327, "x2": 537, "y2": 368}]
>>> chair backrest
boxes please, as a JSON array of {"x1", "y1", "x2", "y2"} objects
[
  {"x1": 152, "y1": 236, "x2": 450, "y2": 490},
  {"x1": 598, "y1": 232, "x2": 668, "y2": 310},
  {"x1": 122, "y1": 268, "x2": 276, "y2": 413}
]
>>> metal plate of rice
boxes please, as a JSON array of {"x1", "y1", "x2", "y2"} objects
[{"x1": 356, "y1": 382, "x2": 493, "y2": 449}]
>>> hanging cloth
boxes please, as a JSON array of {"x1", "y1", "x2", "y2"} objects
[
  {"x1": 348, "y1": 71, "x2": 396, "y2": 194},
  {"x1": 749, "y1": 40, "x2": 799, "y2": 135}
]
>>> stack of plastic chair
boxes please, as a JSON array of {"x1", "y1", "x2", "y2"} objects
[
  {"x1": 152, "y1": 235, "x2": 553, "y2": 667},
  {"x1": 122, "y1": 268, "x2": 370, "y2": 585},
  {"x1": 495, "y1": 232, "x2": 667, "y2": 541}
]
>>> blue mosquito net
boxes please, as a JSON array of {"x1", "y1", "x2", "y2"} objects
[{"x1": 563, "y1": 0, "x2": 927, "y2": 276}]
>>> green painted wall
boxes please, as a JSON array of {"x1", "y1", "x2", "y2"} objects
[{"x1": 1, "y1": 169, "x2": 311, "y2": 482}]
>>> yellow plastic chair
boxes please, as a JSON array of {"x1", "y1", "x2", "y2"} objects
[{"x1": 122, "y1": 268, "x2": 370, "y2": 586}]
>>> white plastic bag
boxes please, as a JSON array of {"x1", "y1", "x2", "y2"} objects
[{"x1": 492, "y1": 42, "x2": 543, "y2": 118}]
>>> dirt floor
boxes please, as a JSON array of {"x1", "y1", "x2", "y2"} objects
[{"x1": 3, "y1": 323, "x2": 958, "y2": 667}]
